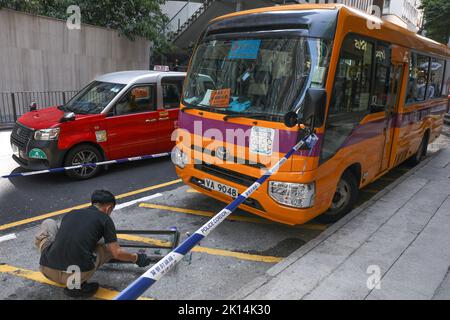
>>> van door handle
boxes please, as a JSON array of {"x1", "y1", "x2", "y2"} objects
[
  {"x1": 159, "y1": 117, "x2": 170, "y2": 121},
  {"x1": 145, "y1": 119, "x2": 157, "y2": 123}
]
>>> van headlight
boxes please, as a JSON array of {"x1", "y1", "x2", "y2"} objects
[
  {"x1": 172, "y1": 147, "x2": 189, "y2": 169},
  {"x1": 269, "y1": 181, "x2": 315, "y2": 208},
  {"x1": 34, "y1": 128, "x2": 60, "y2": 141}
]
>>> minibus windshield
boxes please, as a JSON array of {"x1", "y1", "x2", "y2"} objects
[
  {"x1": 62, "y1": 81, "x2": 126, "y2": 114},
  {"x1": 183, "y1": 36, "x2": 331, "y2": 121}
]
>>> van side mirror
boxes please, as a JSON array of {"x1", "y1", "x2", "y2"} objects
[
  {"x1": 29, "y1": 101, "x2": 38, "y2": 112},
  {"x1": 302, "y1": 88, "x2": 326, "y2": 128},
  {"x1": 60, "y1": 112, "x2": 76, "y2": 123}
]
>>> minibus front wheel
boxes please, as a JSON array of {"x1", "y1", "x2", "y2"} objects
[{"x1": 318, "y1": 171, "x2": 359, "y2": 224}]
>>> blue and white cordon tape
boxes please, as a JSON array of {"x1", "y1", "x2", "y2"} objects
[
  {"x1": 1, "y1": 152, "x2": 171, "y2": 179},
  {"x1": 114, "y1": 131, "x2": 319, "y2": 300}
]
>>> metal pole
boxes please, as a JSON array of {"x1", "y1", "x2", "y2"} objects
[{"x1": 11, "y1": 93, "x2": 17, "y2": 122}]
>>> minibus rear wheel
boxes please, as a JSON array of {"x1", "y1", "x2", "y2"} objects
[
  {"x1": 317, "y1": 171, "x2": 359, "y2": 224},
  {"x1": 409, "y1": 133, "x2": 429, "y2": 165},
  {"x1": 64, "y1": 144, "x2": 103, "y2": 180}
]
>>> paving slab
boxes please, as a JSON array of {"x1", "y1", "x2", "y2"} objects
[{"x1": 231, "y1": 138, "x2": 450, "y2": 300}]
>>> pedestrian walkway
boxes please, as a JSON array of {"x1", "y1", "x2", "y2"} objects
[{"x1": 231, "y1": 143, "x2": 450, "y2": 300}]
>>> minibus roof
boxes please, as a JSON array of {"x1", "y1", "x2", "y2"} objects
[{"x1": 207, "y1": 4, "x2": 450, "y2": 58}]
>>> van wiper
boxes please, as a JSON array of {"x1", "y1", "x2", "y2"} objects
[{"x1": 223, "y1": 112, "x2": 282, "y2": 122}]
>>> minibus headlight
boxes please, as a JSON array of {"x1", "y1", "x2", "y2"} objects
[
  {"x1": 172, "y1": 147, "x2": 189, "y2": 169},
  {"x1": 269, "y1": 181, "x2": 315, "y2": 208},
  {"x1": 34, "y1": 128, "x2": 60, "y2": 141}
]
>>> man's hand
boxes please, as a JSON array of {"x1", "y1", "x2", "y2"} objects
[
  {"x1": 135, "y1": 253, "x2": 151, "y2": 268},
  {"x1": 107, "y1": 242, "x2": 144, "y2": 264}
]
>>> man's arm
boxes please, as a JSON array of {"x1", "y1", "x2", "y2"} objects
[{"x1": 106, "y1": 242, "x2": 137, "y2": 263}]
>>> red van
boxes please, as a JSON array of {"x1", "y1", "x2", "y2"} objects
[{"x1": 10, "y1": 70, "x2": 185, "y2": 179}]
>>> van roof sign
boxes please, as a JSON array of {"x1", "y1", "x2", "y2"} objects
[{"x1": 153, "y1": 65, "x2": 170, "y2": 72}]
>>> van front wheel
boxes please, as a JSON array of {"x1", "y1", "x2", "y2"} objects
[
  {"x1": 317, "y1": 171, "x2": 359, "y2": 224},
  {"x1": 64, "y1": 145, "x2": 102, "y2": 180}
]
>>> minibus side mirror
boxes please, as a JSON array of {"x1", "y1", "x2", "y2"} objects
[
  {"x1": 29, "y1": 101, "x2": 38, "y2": 112},
  {"x1": 60, "y1": 112, "x2": 76, "y2": 123},
  {"x1": 302, "y1": 88, "x2": 326, "y2": 128},
  {"x1": 283, "y1": 88, "x2": 327, "y2": 129}
]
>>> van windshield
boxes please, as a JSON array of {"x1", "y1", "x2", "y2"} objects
[
  {"x1": 63, "y1": 81, "x2": 125, "y2": 114},
  {"x1": 183, "y1": 36, "x2": 332, "y2": 121}
]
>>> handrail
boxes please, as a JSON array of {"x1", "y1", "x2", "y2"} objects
[
  {"x1": 164, "y1": 1, "x2": 190, "y2": 29},
  {"x1": 168, "y1": 0, "x2": 214, "y2": 41}
]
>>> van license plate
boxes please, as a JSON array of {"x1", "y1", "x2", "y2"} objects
[{"x1": 204, "y1": 179, "x2": 238, "y2": 198}]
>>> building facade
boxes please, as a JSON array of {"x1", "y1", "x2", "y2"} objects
[
  {"x1": 299, "y1": 0, "x2": 385, "y2": 14},
  {"x1": 382, "y1": 0, "x2": 423, "y2": 32}
]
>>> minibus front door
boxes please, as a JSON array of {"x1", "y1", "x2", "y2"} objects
[{"x1": 380, "y1": 64, "x2": 404, "y2": 172}]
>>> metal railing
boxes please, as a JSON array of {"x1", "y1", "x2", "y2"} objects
[
  {"x1": 166, "y1": 0, "x2": 214, "y2": 42},
  {"x1": 164, "y1": 1, "x2": 192, "y2": 35},
  {"x1": 165, "y1": 0, "x2": 300, "y2": 43},
  {"x1": 0, "y1": 91, "x2": 78, "y2": 127}
]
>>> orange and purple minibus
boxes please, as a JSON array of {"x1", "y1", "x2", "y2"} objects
[{"x1": 172, "y1": 4, "x2": 450, "y2": 225}]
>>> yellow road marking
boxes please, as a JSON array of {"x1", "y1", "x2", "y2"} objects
[
  {"x1": 139, "y1": 203, "x2": 327, "y2": 231},
  {"x1": 117, "y1": 234, "x2": 172, "y2": 248},
  {"x1": 186, "y1": 188, "x2": 200, "y2": 193},
  {"x1": 0, "y1": 264, "x2": 152, "y2": 300},
  {"x1": 115, "y1": 179, "x2": 182, "y2": 200},
  {"x1": 140, "y1": 203, "x2": 270, "y2": 224},
  {"x1": 117, "y1": 234, "x2": 282, "y2": 263},
  {"x1": 0, "y1": 179, "x2": 182, "y2": 232}
]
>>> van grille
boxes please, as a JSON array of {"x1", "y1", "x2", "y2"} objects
[
  {"x1": 191, "y1": 145, "x2": 266, "y2": 169},
  {"x1": 11, "y1": 122, "x2": 33, "y2": 150}
]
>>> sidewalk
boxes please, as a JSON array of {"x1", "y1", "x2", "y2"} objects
[{"x1": 231, "y1": 135, "x2": 450, "y2": 300}]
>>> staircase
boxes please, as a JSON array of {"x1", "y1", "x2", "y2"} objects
[
  {"x1": 165, "y1": 0, "x2": 299, "y2": 51},
  {"x1": 166, "y1": 0, "x2": 215, "y2": 42}
]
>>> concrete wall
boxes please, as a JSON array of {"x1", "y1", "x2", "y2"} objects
[{"x1": 0, "y1": 9, "x2": 151, "y2": 92}]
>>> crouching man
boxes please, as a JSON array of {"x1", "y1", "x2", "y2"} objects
[{"x1": 35, "y1": 190, "x2": 150, "y2": 298}]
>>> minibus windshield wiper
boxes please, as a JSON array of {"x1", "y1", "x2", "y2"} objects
[
  {"x1": 223, "y1": 112, "x2": 282, "y2": 122},
  {"x1": 181, "y1": 104, "x2": 215, "y2": 113}
]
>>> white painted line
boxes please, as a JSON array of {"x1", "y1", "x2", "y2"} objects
[
  {"x1": 0, "y1": 233, "x2": 16, "y2": 243},
  {"x1": 114, "y1": 193, "x2": 163, "y2": 211}
]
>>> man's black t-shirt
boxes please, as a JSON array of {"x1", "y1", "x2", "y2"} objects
[{"x1": 40, "y1": 206, "x2": 117, "y2": 272}]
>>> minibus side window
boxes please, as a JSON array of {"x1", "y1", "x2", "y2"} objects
[
  {"x1": 405, "y1": 53, "x2": 431, "y2": 104},
  {"x1": 321, "y1": 35, "x2": 374, "y2": 161},
  {"x1": 428, "y1": 57, "x2": 445, "y2": 99},
  {"x1": 371, "y1": 42, "x2": 391, "y2": 113}
]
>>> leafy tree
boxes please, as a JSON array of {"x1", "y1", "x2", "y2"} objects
[
  {"x1": 420, "y1": 0, "x2": 450, "y2": 44},
  {"x1": 0, "y1": 0, "x2": 172, "y2": 54}
]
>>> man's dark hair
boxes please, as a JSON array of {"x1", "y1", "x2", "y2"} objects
[{"x1": 91, "y1": 190, "x2": 116, "y2": 206}]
